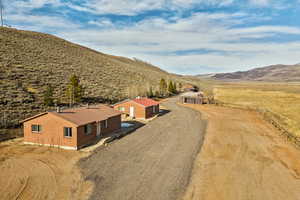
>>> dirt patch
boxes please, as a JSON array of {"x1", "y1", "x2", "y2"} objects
[
  {"x1": 79, "y1": 97, "x2": 206, "y2": 200},
  {"x1": 183, "y1": 104, "x2": 300, "y2": 200},
  {"x1": 0, "y1": 139, "x2": 92, "y2": 200}
]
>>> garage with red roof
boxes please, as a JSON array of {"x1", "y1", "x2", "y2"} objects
[{"x1": 113, "y1": 97, "x2": 160, "y2": 119}]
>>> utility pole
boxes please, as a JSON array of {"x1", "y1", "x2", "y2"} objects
[{"x1": 0, "y1": 0, "x2": 3, "y2": 27}]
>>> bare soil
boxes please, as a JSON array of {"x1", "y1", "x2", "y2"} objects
[
  {"x1": 0, "y1": 139, "x2": 92, "y2": 200},
  {"x1": 183, "y1": 104, "x2": 300, "y2": 200},
  {"x1": 79, "y1": 97, "x2": 207, "y2": 200}
]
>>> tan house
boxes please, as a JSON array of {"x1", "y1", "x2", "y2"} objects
[
  {"x1": 113, "y1": 97, "x2": 160, "y2": 119},
  {"x1": 22, "y1": 105, "x2": 121, "y2": 150}
]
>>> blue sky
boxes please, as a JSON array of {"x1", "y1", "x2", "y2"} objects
[{"x1": 3, "y1": 0, "x2": 300, "y2": 74}]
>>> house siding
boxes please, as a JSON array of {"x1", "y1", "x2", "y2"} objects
[
  {"x1": 101, "y1": 115, "x2": 122, "y2": 137},
  {"x1": 24, "y1": 113, "x2": 122, "y2": 150},
  {"x1": 24, "y1": 113, "x2": 78, "y2": 148},
  {"x1": 77, "y1": 122, "x2": 97, "y2": 148},
  {"x1": 114, "y1": 101, "x2": 159, "y2": 119},
  {"x1": 145, "y1": 105, "x2": 160, "y2": 119},
  {"x1": 114, "y1": 101, "x2": 145, "y2": 119}
]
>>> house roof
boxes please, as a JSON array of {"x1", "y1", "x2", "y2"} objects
[
  {"x1": 181, "y1": 92, "x2": 204, "y2": 97},
  {"x1": 113, "y1": 97, "x2": 160, "y2": 107},
  {"x1": 22, "y1": 104, "x2": 121, "y2": 126},
  {"x1": 132, "y1": 98, "x2": 160, "y2": 107}
]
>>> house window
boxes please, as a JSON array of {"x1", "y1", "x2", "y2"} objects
[
  {"x1": 31, "y1": 124, "x2": 42, "y2": 133},
  {"x1": 118, "y1": 107, "x2": 125, "y2": 112},
  {"x1": 64, "y1": 127, "x2": 72, "y2": 137},
  {"x1": 84, "y1": 124, "x2": 92, "y2": 135}
]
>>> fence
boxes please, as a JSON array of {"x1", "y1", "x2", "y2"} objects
[{"x1": 214, "y1": 100, "x2": 300, "y2": 150}]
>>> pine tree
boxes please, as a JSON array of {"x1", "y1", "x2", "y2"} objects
[
  {"x1": 173, "y1": 82, "x2": 177, "y2": 94},
  {"x1": 67, "y1": 75, "x2": 84, "y2": 106},
  {"x1": 159, "y1": 78, "x2": 167, "y2": 96},
  {"x1": 43, "y1": 85, "x2": 54, "y2": 106},
  {"x1": 148, "y1": 86, "x2": 154, "y2": 98},
  {"x1": 168, "y1": 80, "x2": 174, "y2": 95}
]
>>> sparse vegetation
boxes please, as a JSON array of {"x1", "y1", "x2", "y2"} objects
[
  {"x1": 214, "y1": 82, "x2": 300, "y2": 137},
  {"x1": 159, "y1": 78, "x2": 168, "y2": 97},
  {"x1": 0, "y1": 27, "x2": 201, "y2": 128},
  {"x1": 43, "y1": 85, "x2": 54, "y2": 106}
]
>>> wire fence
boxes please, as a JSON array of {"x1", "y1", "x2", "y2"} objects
[{"x1": 214, "y1": 100, "x2": 300, "y2": 150}]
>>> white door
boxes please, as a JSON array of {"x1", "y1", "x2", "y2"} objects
[
  {"x1": 129, "y1": 106, "x2": 135, "y2": 117},
  {"x1": 97, "y1": 122, "x2": 101, "y2": 136}
]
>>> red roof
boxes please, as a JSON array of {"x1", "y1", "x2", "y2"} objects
[{"x1": 133, "y1": 98, "x2": 159, "y2": 107}]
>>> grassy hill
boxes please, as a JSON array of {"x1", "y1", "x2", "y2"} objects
[
  {"x1": 0, "y1": 27, "x2": 199, "y2": 128},
  {"x1": 209, "y1": 64, "x2": 300, "y2": 82}
]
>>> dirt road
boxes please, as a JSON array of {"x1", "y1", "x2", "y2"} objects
[
  {"x1": 80, "y1": 97, "x2": 206, "y2": 200},
  {"x1": 0, "y1": 139, "x2": 92, "y2": 200},
  {"x1": 183, "y1": 105, "x2": 300, "y2": 200}
]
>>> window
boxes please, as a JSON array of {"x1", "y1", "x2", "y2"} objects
[
  {"x1": 31, "y1": 124, "x2": 42, "y2": 133},
  {"x1": 64, "y1": 127, "x2": 72, "y2": 137},
  {"x1": 118, "y1": 107, "x2": 125, "y2": 112},
  {"x1": 153, "y1": 106, "x2": 156, "y2": 113},
  {"x1": 84, "y1": 124, "x2": 92, "y2": 135},
  {"x1": 104, "y1": 120, "x2": 108, "y2": 128}
]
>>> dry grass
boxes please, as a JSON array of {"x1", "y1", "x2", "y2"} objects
[
  {"x1": 183, "y1": 104, "x2": 300, "y2": 200},
  {"x1": 214, "y1": 82, "x2": 300, "y2": 136},
  {"x1": 0, "y1": 27, "x2": 201, "y2": 127}
]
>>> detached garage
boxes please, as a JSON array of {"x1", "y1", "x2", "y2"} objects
[{"x1": 113, "y1": 97, "x2": 160, "y2": 119}]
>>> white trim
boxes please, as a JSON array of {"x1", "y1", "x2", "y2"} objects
[
  {"x1": 24, "y1": 142, "x2": 78, "y2": 150},
  {"x1": 97, "y1": 121, "x2": 101, "y2": 136},
  {"x1": 129, "y1": 106, "x2": 135, "y2": 117}
]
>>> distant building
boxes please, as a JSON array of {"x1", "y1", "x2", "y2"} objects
[
  {"x1": 180, "y1": 92, "x2": 205, "y2": 104},
  {"x1": 182, "y1": 84, "x2": 199, "y2": 92},
  {"x1": 21, "y1": 105, "x2": 121, "y2": 150},
  {"x1": 113, "y1": 97, "x2": 160, "y2": 119}
]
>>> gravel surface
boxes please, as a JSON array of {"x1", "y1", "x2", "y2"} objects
[{"x1": 79, "y1": 97, "x2": 207, "y2": 200}]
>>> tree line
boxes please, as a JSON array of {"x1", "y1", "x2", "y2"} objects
[
  {"x1": 43, "y1": 76, "x2": 182, "y2": 107},
  {"x1": 147, "y1": 78, "x2": 182, "y2": 98}
]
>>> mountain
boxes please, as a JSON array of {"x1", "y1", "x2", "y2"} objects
[
  {"x1": 0, "y1": 27, "x2": 198, "y2": 128},
  {"x1": 208, "y1": 64, "x2": 300, "y2": 82}
]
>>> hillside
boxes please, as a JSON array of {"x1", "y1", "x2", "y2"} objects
[
  {"x1": 206, "y1": 64, "x2": 300, "y2": 82},
  {"x1": 0, "y1": 27, "x2": 198, "y2": 128}
]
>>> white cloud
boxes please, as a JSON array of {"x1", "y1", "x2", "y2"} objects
[
  {"x1": 3, "y1": 0, "x2": 62, "y2": 13},
  {"x1": 66, "y1": 0, "x2": 235, "y2": 16},
  {"x1": 55, "y1": 12, "x2": 300, "y2": 74},
  {"x1": 248, "y1": 0, "x2": 271, "y2": 7},
  {"x1": 4, "y1": 0, "x2": 300, "y2": 74},
  {"x1": 88, "y1": 18, "x2": 114, "y2": 28}
]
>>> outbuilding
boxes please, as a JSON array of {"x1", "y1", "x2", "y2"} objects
[
  {"x1": 22, "y1": 105, "x2": 121, "y2": 150},
  {"x1": 113, "y1": 97, "x2": 160, "y2": 119},
  {"x1": 180, "y1": 92, "x2": 205, "y2": 104}
]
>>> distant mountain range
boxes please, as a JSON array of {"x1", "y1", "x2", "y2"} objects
[{"x1": 197, "y1": 64, "x2": 300, "y2": 82}]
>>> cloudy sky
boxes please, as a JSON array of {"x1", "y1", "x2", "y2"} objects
[{"x1": 2, "y1": 0, "x2": 300, "y2": 74}]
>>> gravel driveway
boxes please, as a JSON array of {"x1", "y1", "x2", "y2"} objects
[{"x1": 80, "y1": 97, "x2": 207, "y2": 200}]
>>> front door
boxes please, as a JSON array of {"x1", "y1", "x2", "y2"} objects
[
  {"x1": 129, "y1": 106, "x2": 135, "y2": 117},
  {"x1": 97, "y1": 122, "x2": 101, "y2": 137}
]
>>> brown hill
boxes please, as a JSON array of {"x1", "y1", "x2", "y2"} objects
[
  {"x1": 0, "y1": 27, "x2": 198, "y2": 128},
  {"x1": 210, "y1": 64, "x2": 300, "y2": 82}
]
